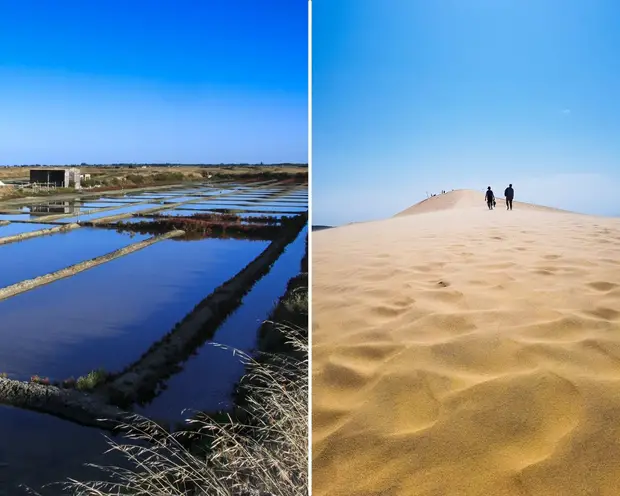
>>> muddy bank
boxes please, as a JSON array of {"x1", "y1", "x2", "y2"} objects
[
  {"x1": 89, "y1": 221, "x2": 274, "y2": 242},
  {"x1": 0, "y1": 223, "x2": 80, "y2": 246},
  {"x1": 178, "y1": 234, "x2": 309, "y2": 445},
  {"x1": 148, "y1": 212, "x2": 284, "y2": 224},
  {"x1": 100, "y1": 213, "x2": 304, "y2": 240},
  {"x1": 206, "y1": 208, "x2": 305, "y2": 215},
  {"x1": 250, "y1": 235, "x2": 308, "y2": 366},
  {"x1": 0, "y1": 377, "x2": 130, "y2": 431},
  {"x1": 102, "y1": 214, "x2": 308, "y2": 407},
  {"x1": 0, "y1": 220, "x2": 10, "y2": 227},
  {"x1": 227, "y1": 234, "x2": 308, "y2": 406},
  {"x1": 256, "y1": 273, "x2": 308, "y2": 356},
  {"x1": 0, "y1": 230, "x2": 185, "y2": 301}
]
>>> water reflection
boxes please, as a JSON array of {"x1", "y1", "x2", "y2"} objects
[
  {"x1": 0, "y1": 228, "x2": 149, "y2": 288},
  {"x1": 138, "y1": 227, "x2": 307, "y2": 420},
  {"x1": 0, "y1": 238, "x2": 268, "y2": 380}
]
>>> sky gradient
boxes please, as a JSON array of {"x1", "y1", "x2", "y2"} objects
[
  {"x1": 313, "y1": 0, "x2": 620, "y2": 225},
  {"x1": 0, "y1": 0, "x2": 307, "y2": 165}
]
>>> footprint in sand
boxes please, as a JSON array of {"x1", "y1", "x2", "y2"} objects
[
  {"x1": 413, "y1": 265, "x2": 433, "y2": 273},
  {"x1": 601, "y1": 258, "x2": 620, "y2": 266},
  {"x1": 534, "y1": 270, "x2": 552, "y2": 276},
  {"x1": 370, "y1": 304, "x2": 410, "y2": 318},
  {"x1": 320, "y1": 361, "x2": 371, "y2": 390},
  {"x1": 583, "y1": 307, "x2": 620, "y2": 321},
  {"x1": 587, "y1": 281, "x2": 619, "y2": 292}
]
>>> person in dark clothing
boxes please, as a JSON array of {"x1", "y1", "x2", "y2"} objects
[
  {"x1": 504, "y1": 183, "x2": 514, "y2": 210},
  {"x1": 485, "y1": 186, "x2": 495, "y2": 210}
]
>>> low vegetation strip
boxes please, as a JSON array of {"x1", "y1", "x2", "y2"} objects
[
  {"x1": 157, "y1": 212, "x2": 285, "y2": 224},
  {"x1": 102, "y1": 214, "x2": 308, "y2": 407},
  {"x1": 0, "y1": 229, "x2": 185, "y2": 301},
  {"x1": 102, "y1": 213, "x2": 302, "y2": 241},
  {"x1": 0, "y1": 222, "x2": 80, "y2": 246}
]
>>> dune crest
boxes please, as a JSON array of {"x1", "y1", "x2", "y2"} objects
[
  {"x1": 395, "y1": 189, "x2": 573, "y2": 217},
  {"x1": 313, "y1": 199, "x2": 620, "y2": 495}
]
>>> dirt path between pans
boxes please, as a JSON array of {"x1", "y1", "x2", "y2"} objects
[
  {"x1": 0, "y1": 222, "x2": 80, "y2": 246},
  {"x1": 0, "y1": 230, "x2": 185, "y2": 301},
  {"x1": 0, "y1": 378, "x2": 131, "y2": 430}
]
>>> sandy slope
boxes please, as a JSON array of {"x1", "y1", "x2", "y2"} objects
[
  {"x1": 312, "y1": 190, "x2": 620, "y2": 496},
  {"x1": 394, "y1": 189, "x2": 573, "y2": 217}
]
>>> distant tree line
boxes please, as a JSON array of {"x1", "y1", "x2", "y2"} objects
[{"x1": 2, "y1": 163, "x2": 308, "y2": 168}]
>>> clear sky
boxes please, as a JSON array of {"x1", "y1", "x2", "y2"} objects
[
  {"x1": 313, "y1": 0, "x2": 620, "y2": 225},
  {"x1": 0, "y1": 0, "x2": 307, "y2": 165}
]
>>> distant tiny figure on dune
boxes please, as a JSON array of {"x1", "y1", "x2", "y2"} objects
[
  {"x1": 485, "y1": 186, "x2": 495, "y2": 210},
  {"x1": 504, "y1": 184, "x2": 514, "y2": 210}
]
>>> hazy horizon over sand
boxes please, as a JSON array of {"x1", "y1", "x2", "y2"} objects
[
  {"x1": 312, "y1": 190, "x2": 620, "y2": 495},
  {"x1": 316, "y1": 188, "x2": 616, "y2": 229}
]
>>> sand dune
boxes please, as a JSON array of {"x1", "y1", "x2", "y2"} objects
[
  {"x1": 395, "y1": 189, "x2": 573, "y2": 217},
  {"x1": 312, "y1": 190, "x2": 620, "y2": 496}
]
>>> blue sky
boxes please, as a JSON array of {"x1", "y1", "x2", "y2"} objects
[
  {"x1": 313, "y1": 0, "x2": 620, "y2": 225},
  {"x1": 0, "y1": 0, "x2": 307, "y2": 165}
]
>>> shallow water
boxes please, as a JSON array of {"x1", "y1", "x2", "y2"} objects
[
  {"x1": 59, "y1": 203, "x2": 165, "y2": 223},
  {"x1": 78, "y1": 201, "x2": 149, "y2": 209},
  {"x1": 0, "y1": 213, "x2": 33, "y2": 221},
  {"x1": 159, "y1": 195, "x2": 205, "y2": 203},
  {"x1": 0, "y1": 405, "x2": 119, "y2": 495},
  {"x1": 0, "y1": 222, "x2": 56, "y2": 237},
  {"x1": 138, "y1": 227, "x2": 307, "y2": 420},
  {"x1": 0, "y1": 237, "x2": 269, "y2": 381},
  {"x1": 0, "y1": 183, "x2": 307, "y2": 494},
  {"x1": 95, "y1": 196, "x2": 145, "y2": 203},
  {"x1": 0, "y1": 228, "x2": 149, "y2": 288}
]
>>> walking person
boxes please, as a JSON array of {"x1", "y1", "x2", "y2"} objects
[
  {"x1": 504, "y1": 183, "x2": 514, "y2": 210},
  {"x1": 485, "y1": 186, "x2": 495, "y2": 210}
]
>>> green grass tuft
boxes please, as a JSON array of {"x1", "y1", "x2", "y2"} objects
[{"x1": 75, "y1": 368, "x2": 108, "y2": 391}]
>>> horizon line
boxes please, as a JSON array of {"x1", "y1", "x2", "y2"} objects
[{"x1": 0, "y1": 162, "x2": 309, "y2": 167}]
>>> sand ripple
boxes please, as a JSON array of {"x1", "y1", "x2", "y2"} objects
[{"x1": 313, "y1": 203, "x2": 620, "y2": 495}]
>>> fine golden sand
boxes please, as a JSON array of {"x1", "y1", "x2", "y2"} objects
[{"x1": 312, "y1": 190, "x2": 620, "y2": 496}]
